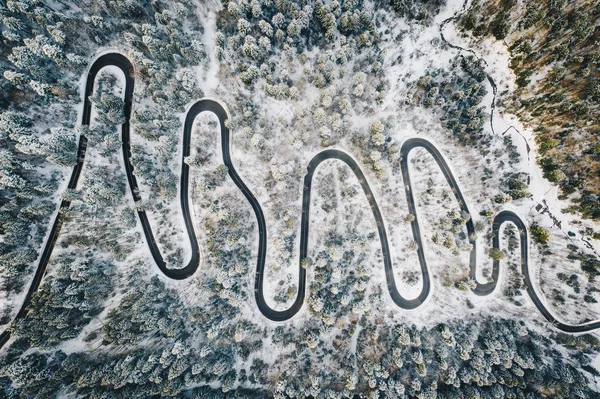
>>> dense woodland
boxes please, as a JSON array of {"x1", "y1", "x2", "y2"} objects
[
  {"x1": 0, "y1": 0, "x2": 599, "y2": 398},
  {"x1": 460, "y1": 0, "x2": 600, "y2": 220},
  {"x1": 414, "y1": 55, "x2": 488, "y2": 147}
]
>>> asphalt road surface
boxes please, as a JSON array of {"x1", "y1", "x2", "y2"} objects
[{"x1": 1, "y1": 54, "x2": 597, "y2": 350}]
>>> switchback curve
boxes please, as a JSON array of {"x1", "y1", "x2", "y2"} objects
[
  {"x1": 253, "y1": 137, "x2": 600, "y2": 334},
  {"x1": 493, "y1": 211, "x2": 600, "y2": 333},
  {"x1": 252, "y1": 148, "x2": 430, "y2": 321},
  {"x1": 2, "y1": 54, "x2": 599, "y2": 352},
  {"x1": 0, "y1": 53, "x2": 202, "y2": 348}
]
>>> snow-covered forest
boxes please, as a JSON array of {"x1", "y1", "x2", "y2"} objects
[{"x1": 0, "y1": 0, "x2": 599, "y2": 398}]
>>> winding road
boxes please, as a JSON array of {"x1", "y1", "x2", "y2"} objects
[{"x1": 1, "y1": 52, "x2": 599, "y2": 350}]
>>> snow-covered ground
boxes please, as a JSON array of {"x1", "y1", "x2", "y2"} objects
[
  {"x1": 105, "y1": 0, "x2": 600, "y2": 332},
  {"x1": 440, "y1": 7, "x2": 600, "y2": 325},
  {"x1": 5, "y1": 0, "x2": 600, "y2": 370}
]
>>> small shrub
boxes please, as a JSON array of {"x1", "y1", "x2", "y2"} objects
[{"x1": 531, "y1": 224, "x2": 551, "y2": 244}]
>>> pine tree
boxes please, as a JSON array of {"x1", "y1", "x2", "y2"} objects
[{"x1": 40, "y1": 127, "x2": 77, "y2": 166}]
